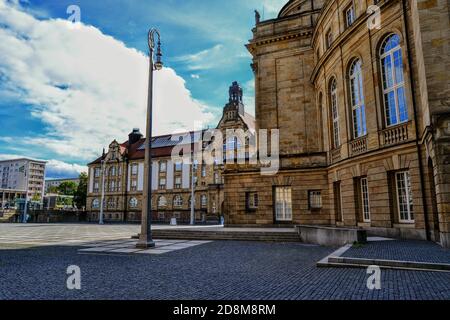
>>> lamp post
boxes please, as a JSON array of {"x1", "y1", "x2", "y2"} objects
[
  {"x1": 137, "y1": 28, "x2": 163, "y2": 249},
  {"x1": 190, "y1": 151, "x2": 196, "y2": 225},
  {"x1": 99, "y1": 159, "x2": 105, "y2": 225}
]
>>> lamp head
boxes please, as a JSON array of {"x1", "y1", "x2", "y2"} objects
[{"x1": 154, "y1": 40, "x2": 163, "y2": 70}]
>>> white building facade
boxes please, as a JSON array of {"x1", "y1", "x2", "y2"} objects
[{"x1": 0, "y1": 158, "x2": 46, "y2": 203}]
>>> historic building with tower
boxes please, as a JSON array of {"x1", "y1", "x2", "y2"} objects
[
  {"x1": 86, "y1": 82, "x2": 255, "y2": 223},
  {"x1": 223, "y1": 0, "x2": 450, "y2": 247}
]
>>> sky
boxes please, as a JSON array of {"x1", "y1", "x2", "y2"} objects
[{"x1": 0, "y1": 0, "x2": 287, "y2": 179}]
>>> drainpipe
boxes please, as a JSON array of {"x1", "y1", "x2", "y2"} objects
[{"x1": 401, "y1": 0, "x2": 431, "y2": 240}]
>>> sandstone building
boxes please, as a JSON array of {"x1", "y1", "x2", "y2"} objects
[
  {"x1": 223, "y1": 0, "x2": 450, "y2": 247},
  {"x1": 86, "y1": 82, "x2": 255, "y2": 223}
]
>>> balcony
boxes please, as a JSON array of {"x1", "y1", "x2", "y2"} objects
[
  {"x1": 350, "y1": 136, "x2": 368, "y2": 157},
  {"x1": 381, "y1": 122, "x2": 409, "y2": 147}
]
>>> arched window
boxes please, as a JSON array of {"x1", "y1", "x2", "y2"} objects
[
  {"x1": 92, "y1": 198, "x2": 100, "y2": 209},
  {"x1": 129, "y1": 197, "x2": 138, "y2": 208},
  {"x1": 201, "y1": 195, "x2": 208, "y2": 208},
  {"x1": 157, "y1": 196, "x2": 167, "y2": 208},
  {"x1": 329, "y1": 78, "x2": 341, "y2": 148},
  {"x1": 349, "y1": 59, "x2": 367, "y2": 138},
  {"x1": 173, "y1": 195, "x2": 183, "y2": 207},
  {"x1": 107, "y1": 198, "x2": 116, "y2": 209},
  {"x1": 380, "y1": 34, "x2": 408, "y2": 126}
]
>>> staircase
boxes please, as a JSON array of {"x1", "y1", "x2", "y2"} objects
[{"x1": 133, "y1": 228, "x2": 301, "y2": 242}]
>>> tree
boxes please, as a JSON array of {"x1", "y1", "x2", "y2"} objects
[
  {"x1": 57, "y1": 181, "x2": 78, "y2": 196},
  {"x1": 47, "y1": 186, "x2": 59, "y2": 194},
  {"x1": 74, "y1": 172, "x2": 88, "y2": 210}
]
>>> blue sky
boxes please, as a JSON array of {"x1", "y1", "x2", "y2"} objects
[{"x1": 0, "y1": 0, "x2": 286, "y2": 178}]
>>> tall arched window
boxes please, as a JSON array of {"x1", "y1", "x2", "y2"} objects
[
  {"x1": 92, "y1": 198, "x2": 100, "y2": 209},
  {"x1": 330, "y1": 78, "x2": 341, "y2": 148},
  {"x1": 157, "y1": 196, "x2": 167, "y2": 208},
  {"x1": 173, "y1": 195, "x2": 183, "y2": 207},
  {"x1": 380, "y1": 34, "x2": 408, "y2": 126},
  {"x1": 129, "y1": 197, "x2": 138, "y2": 208},
  {"x1": 349, "y1": 59, "x2": 367, "y2": 138}
]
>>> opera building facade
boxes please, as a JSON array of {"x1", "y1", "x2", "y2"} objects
[{"x1": 223, "y1": 0, "x2": 450, "y2": 247}]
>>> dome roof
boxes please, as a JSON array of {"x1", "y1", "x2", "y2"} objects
[{"x1": 278, "y1": 0, "x2": 312, "y2": 18}]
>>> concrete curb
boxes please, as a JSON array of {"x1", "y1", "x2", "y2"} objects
[{"x1": 317, "y1": 244, "x2": 450, "y2": 273}]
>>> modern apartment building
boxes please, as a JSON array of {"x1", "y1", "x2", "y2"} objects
[{"x1": 0, "y1": 158, "x2": 46, "y2": 202}]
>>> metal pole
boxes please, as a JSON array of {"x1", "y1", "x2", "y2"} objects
[
  {"x1": 137, "y1": 29, "x2": 162, "y2": 249},
  {"x1": 190, "y1": 152, "x2": 195, "y2": 225},
  {"x1": 99, "y1": 160, "x2": 105, "y2": 225}
]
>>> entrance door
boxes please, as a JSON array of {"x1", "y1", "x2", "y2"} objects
[{"x1": 275, "y1": 187, "x2": 292, "y2": 222}]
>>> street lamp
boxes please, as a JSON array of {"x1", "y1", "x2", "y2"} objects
[
  {"x1": 137, "y1": 28, "x2": 163, "y2": 249},
  {"x1": 99, "y1": 159, "x2": 106, "y2": 225}
]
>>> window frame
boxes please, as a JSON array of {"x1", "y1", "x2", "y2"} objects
[
  {"x1": 129, "y1": 197, "x2": 138, "y2": 209},
  {"x1": 308, "y1": 190, "x2": 323, "y2": 210},
  {"x1": 360, "y1": 177, "x2": 371, "y2": 222},
  {"x1": 349, "y1": 59, "x2": 367, "y2": 139},
  {"x1": 157, "y1": 196, "x2": 167, "y2": 208},
  {"x1": 330, "y1": 78, "x2": 341, "y2": 148},
  {"x1": 274, "y1": 187, "x2": 293, "y2": 222},
  {"x1": 396, "y1": 171, "x2": 415, "y2": 223},
  {"x1": 173, "y1": 195, "x2": 183, "y2": 208},
  {"x1": 345, "y1": 3, "x2": 355, "y2": 28},
  {"x1": 246, "y1": 192, "x2": 259, "y2": 211},
  {"x1": 380, "y1": 34, "x2": 408, "y2": 127}
]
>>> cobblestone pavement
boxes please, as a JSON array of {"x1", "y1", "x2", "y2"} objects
[
  {"x1": 1, "y1": 224, "x2": 450, "y2": 300},
  {"x1": 343, "y1": 240, "x2": 450, "y2": 264}
]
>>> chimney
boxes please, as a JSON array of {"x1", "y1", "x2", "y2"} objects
[{"x1": 128, "y1": 128, "x2": 143, "y2": 145}]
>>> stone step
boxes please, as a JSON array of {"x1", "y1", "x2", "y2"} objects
[{"x1": 133, "y1": 230, "x2": 301, "y2": 242}]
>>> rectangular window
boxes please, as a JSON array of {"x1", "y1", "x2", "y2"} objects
[
  {"x1": 396, "y1": 171, "x2": 414, "y2": 223},
  {"x1": 201, "y1": 165, "x2": 206, "y2": 177},
  {"x1": 361, "y1": 177, "x2": 371, "y2": 222},
  {"x1": 159, "y1": 178, "x2": 167, "y2": 190},
  {"x1": 246, "y1": 192, "x2": 259, "y2": 211},
  {"x1": 175, "y1": 177, "x2": 181, "y2": 189},
  {"x1": 159, "y1": 161, "x2": 167, "y2": 173},
  {"x1": 345, "y1": 4, "x2": 355, "y2": 28},
  {"x1": 131, "y1": 164, "x2": 138, "y2": 176},
  {"x1": 333, "y1": 182, "x2": 343, "y2": 222},
  {"x1": 131, "y1": 179, "x2": 137, "y2": 191},
  {"x1": 275, "y1": 187, "x2": 292, "y2": 222},
  {"x1": 94, "y1": 168, "x2": 101, "y2": 178},
  {"x1": 175, "y1": 162, "x2": 182, "y2": 172},
  {"x1": 309, "y1": 191, "x2": 322, "y2": 209}
]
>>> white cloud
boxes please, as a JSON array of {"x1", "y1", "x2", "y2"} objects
[
  {"x1": 0, "y1": 0, "x2": 214, "y2": 162},
  {"x1": 191, "y1": 74, "x2": 200, "y2": 79},
  {"x1": 174, "y1": 44, "x2": 225, "y2": 71},
  {"x1": 0, "y1": 153, "x2": 85, "y2": 178},
  {"x1": 45, "y1": 159, "x2": 87, "y2": 179}
]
